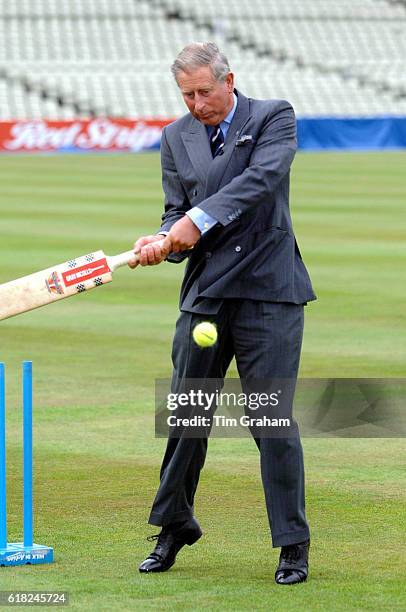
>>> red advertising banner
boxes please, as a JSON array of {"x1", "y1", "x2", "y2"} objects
[{"x1": 0, "y1": 118, "x2": 173, "y2": 152}]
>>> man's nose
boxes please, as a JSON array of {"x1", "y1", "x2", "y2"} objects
[{"x1": 194, "y1": 96, "x2": 205, "y2": 112}]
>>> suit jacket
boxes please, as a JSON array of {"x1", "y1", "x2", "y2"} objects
[{"x1": 159, "y1": 90, "x2": 316, "y2": 311}]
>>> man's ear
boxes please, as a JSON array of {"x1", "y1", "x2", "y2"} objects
[{"x1": 225, "y1": 72, "x2": 234, "y2": 93}]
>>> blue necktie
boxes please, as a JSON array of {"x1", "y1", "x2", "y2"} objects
[{"x1": 210, "y1": 125, "x2": 224, "y2": 157}]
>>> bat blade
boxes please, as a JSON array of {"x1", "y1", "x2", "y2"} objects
[
  {"x1": 0, "y1": 241, "x2": 166, "y2": 322},
  {"x1": 0, "y1": 250, "x2": 118, "y2": 321}
]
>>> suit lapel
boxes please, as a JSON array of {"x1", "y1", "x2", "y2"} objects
[
  {"x1": 225, "y1": 90, "x2": 251, "y2": 145},
  {"x1": 205, "y1": 91, "x2": 251, "y2": 197},
  {"x1": 181, "y1": 120, "x2": 212, "y2": 187},
  {"x1": 180, "y1": 91, "x2": 251, "y2": 192}
]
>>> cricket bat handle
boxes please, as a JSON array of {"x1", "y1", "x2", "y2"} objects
[
  {"x1": 108, "y1": 239, "x2": 167, "y2": 272},
  {"x1": 108, "y1": 250, "x2": 139, "y2": 272}
]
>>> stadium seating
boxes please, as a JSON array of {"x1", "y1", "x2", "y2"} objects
[{"x1": 0, "y1": 0, "x2": 405, "y2": 118}]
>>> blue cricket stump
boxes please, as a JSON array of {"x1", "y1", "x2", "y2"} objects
[{"x1": 0, "y1": 361, "x2": 53, "y2": 566}]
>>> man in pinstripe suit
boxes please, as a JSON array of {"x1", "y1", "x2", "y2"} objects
[{"x1": 132, "y1": 42, "x2": 316, "y2": 584}]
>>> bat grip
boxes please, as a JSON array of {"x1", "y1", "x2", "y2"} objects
[
  {"x1": 108, "y1": 239, "x2": 167, "y2": 272},
  {"x1": 108, "y1": 251, "x2": 139, "y2": 272}
]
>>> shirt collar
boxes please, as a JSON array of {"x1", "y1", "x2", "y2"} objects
[{"x1": 222, "y1": 92, "x2": 238, "y2": 126}]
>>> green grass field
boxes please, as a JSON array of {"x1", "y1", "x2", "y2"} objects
[{"x1": 0, "y1": 152, "x2": 405, "y2": 611}]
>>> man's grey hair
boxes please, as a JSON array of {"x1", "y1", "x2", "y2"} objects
[{"x1": 171, "y1": 42, "x2": 231, "y2": 83}]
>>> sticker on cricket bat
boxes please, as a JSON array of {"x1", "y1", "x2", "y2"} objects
[
  {"x1": 0, "y1": 248, "x2": 145, "y2": 322},
  {"x1": 61, "y1": 258, "x2": 110, "y2": 287},
  {"x1": 46, "y1": 271, "x2": 64, "y2": 295}
]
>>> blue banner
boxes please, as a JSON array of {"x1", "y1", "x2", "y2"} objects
[{"x1": 297, "y1": 117, "x2": 406, "y2": 150}]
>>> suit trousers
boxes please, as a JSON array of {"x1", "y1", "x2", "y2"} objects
[{"x1": 148, "y1": 299, "x2": 310, "y2": 547}]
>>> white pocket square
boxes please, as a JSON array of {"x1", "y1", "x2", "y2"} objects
[{"x1": 235, "y1": 134, "x2": 254, "y2": 146}]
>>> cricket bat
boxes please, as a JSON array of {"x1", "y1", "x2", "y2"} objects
[{"x1": 0, "y1": 248, "x2": 143, "y2": 321}]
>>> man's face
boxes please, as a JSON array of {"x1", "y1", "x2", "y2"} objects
[{"x1": 177, "y1": 66, "x2": 234, "y2": 126}]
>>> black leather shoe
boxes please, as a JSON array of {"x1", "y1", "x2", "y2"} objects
[
  {"x1": 139, "y1": 518, "x2": 202, "y2": 573},
  {"x1": 275, "y1": 539, "x2": 310, "y2": 585}
]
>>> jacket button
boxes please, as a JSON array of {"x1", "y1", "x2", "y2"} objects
[
  {"x1": 235, "y1": 246, "x2": 241, "y2": 252},
  {"x1": 193, "y1": 189, "x2": 198, "y2": 196},
  {"x1": 206, "y1": 252, "x2": 212, "y2": 259}
]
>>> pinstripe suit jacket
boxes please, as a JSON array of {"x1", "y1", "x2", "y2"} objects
[{"x1": 159, "y1": 90, "x2": 316, "y2": 310}]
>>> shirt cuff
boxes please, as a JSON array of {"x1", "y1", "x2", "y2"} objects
[{"x1": 186, "y1": 208, "x2": 218, "y2": 234}]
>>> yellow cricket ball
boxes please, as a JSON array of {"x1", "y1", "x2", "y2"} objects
[{"x1": 192, "y1": 322, "x2": 218, "y2": 348}]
